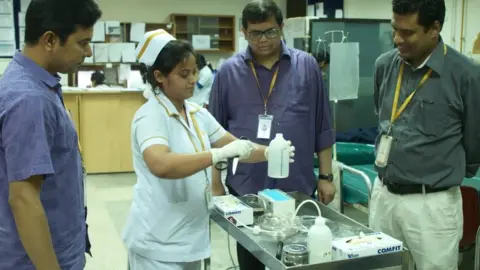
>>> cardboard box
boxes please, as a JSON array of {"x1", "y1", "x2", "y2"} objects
[
  {"x1": 332, "y1": 232, "x2": 403, "y2": 260},
  {"x1": 213, "y1": 195, "x2": 254, "y2": 227}
]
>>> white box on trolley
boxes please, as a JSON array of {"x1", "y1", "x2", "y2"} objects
[
  {"x1": 332, "y1": 232, "x2": 403, "y2": 260},
  {"x1": 213, "y1": 195, "x2": 254, "y2": 227},
  {"x1": 258, "y1": 189, "x2": 296, "y2": 216}
]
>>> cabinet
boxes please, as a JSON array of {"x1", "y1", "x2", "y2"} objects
[
  {"x1": 171, "y1": 14, "x2": 236, "y2": 52},
  {"x1": 64, "y1": 90, "x2": 145, "y2": 174}
]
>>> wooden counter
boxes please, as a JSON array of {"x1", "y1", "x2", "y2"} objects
[{"x1": 63, "y1": 89, "x2": 146, "y2": 174}]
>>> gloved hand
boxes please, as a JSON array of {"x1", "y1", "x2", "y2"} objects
[
  {"x1": 264, "y1": 140, "x2": 296, "y2": 163},
  {"x1": 211, "y1": 139, "x2": 254, "y2": 165}
]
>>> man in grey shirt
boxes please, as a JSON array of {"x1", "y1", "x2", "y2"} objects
[{"x1": 371, "y1": 0, "x2": 480, "y2": 269}]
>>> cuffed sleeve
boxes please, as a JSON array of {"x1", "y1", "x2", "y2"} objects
[
  {"x1": 134, "y1": 113, "x2": 169, "y2": 153},
  {"x1": 200, "y1": 108, "x2": 227, "y2": 144},
  {"x1": 311, "y1": 57, "x2": 335, "y2": 152}
]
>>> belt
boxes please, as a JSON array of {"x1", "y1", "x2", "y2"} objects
[{"x1": 380, "y1": 178, "x2": 450, "y2": 195}]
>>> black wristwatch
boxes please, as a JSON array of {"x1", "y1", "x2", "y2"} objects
[{"x1": 318, "y1": 174, "x2": 334, "y2": 182}]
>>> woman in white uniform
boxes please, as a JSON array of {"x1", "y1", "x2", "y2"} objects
[
  {"x1": 122, "y1": 29, "x2": 295, "y2": 270},
  {"x1": 187, "y1": 53, "x2": 214, "y2": 107}
]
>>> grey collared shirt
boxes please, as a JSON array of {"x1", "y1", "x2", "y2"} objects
[{"x1": 374, "y1": 40, "x2": 480, "y2": 187}]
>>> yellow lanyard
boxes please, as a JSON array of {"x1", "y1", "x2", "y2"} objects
[
  {"x1": 249, "y1": 61, "x2": 279, "y2": 114},
  {"x1": 390, "y1": 44, "x2": 447, "y2": 124}
]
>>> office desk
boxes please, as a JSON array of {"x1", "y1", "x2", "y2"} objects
[{"x1": 64, "y1": 90, "x2": 145, "y2": 173}]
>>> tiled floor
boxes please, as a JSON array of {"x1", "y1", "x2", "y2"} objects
[
  {"x1": 84, "y1": 173, "x2": 243, "y2": 270},
  {"x1": 81, "y1": 173, "x2": 400, "y2": 270}
]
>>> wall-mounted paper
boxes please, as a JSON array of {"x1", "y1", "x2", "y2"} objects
[
  {"x1": 118, "y1": 64, "x2": 131, "y2": 82},
  {"x1": 105, "y1": 21, "x2": 121, "y2": 35},
  {"x1": 93, "y1": 43, "x2": 109, "y2": 63},
  {"x1": 130, "y1": 23, "x2": 145, "y2": 42},
  {"x1": 0, "y1": 28, "x2": 15, "y2": 42},
  {"x1": 108, "y1": 43, "x2": 123, "y2": 62},
  {"x1": 0, "y1": 1, "x2": 12, "y2": 14},
  {"x1": 0, "y1": 42, "x2": 15, "y2": 56},
  {"x1": 121, "y1": 43, "x2": 136, "y2": 62},
  {"x1": 0, "y1": 14, "x2": 13, "y2": 27},
  {"x1": 192, "y1": 35, "x2": 211, "y2": 50},
  {"x1": 92, "y1": 21, "x2": 105, "y2": 42}
]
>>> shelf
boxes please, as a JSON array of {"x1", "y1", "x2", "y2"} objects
[{"x1": 171, "y1": 14, "x2": 235, "y2": 53}]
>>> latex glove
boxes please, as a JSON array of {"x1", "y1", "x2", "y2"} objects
[
  {"x1": 264, "y1": 140, "x2": 296, "y2": 163},
  {"x1": 211, "y1": 139, "x2": 253, "y2": 165}
]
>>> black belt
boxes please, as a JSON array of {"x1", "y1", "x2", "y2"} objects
[{"x1": 380, "y1": 178, "x2": 450, "y2": 195}]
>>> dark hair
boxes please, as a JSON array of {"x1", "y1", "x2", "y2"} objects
[
  {"x1": 25, "y1": 0, "x2": 102, "y2": 45},
  {"x1": 91, "y1": 71, "x2": 105, "y2": 85},
  {"x1": 196, "y1": 53, "x2": 207, "y2": 70},
  {"x1": 392, "y1": 0, "x2": 446, "y2": 30},
  {"x1": 195, "y1": 53, "x2": 214, "y2": 71},
  {"x1": 242, "y1": 0, "x2": 283, "y2": 29},
  {"x1": 314, "y1": 51, "x2": 330, "y2": 65},
  {"x1": 142, "y1": 40, "x2": 195, "y2": 95},
  {"x1": 139, "y1": 63, "x2": 148, "y2": 84}
]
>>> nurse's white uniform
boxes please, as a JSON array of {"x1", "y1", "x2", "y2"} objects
[{"x1": 122, "y1": 91, "x2": 226, "y2": 270}]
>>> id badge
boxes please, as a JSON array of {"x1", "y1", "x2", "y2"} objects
[
  {"x1": 375, "y1": 135, "x2": 393, "y2": 168},
  {"x1": 257, "y1": 114, "x2": 273, "y2": 139},
  {"x1": 205, "y1": 182, "x2": 214, "y2": 211}
]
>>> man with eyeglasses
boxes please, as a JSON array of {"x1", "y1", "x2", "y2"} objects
[{"x1": 208, "y1": 0, "x2": 336, "y2": 269}]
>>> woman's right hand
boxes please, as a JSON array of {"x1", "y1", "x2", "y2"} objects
[{"x1": 210, "y1": 139, "x2": 253, "y2": 165}]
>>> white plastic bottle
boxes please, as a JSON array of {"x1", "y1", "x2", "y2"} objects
[
  {"x1": 267, "y1": 133, "x2": 290, "y2": 178},
  {"x1": 307, "y1": 216, "x2": 333, "y2": 264}
]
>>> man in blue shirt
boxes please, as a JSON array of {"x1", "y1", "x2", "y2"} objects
[{"x1": 0, "y1": 0, "x2": 102, "y2": 269}]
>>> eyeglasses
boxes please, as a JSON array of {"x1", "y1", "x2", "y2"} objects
[{"x1": 247, "y1": 28, "x2": 280, "y2": 41}]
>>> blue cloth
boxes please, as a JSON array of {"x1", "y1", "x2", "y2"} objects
[
  {"x1": 336, "y1": 128, "x2": 378, "y2": 144},
  {"x1": 0, "y1": 52, "x2": 85, "y2": 270}
]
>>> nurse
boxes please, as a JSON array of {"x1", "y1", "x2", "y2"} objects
[
  {"x1": 187, "y1": 53, "x2": 214, "y2": 107},
  {"x1": 122, "y1": 29, "x2": 295, "y2": 270}
]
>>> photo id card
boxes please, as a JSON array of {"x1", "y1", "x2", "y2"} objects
[
  {"x1": 257, "y1": 114, "x2": 273, "y2": 139},
  {"x1": 205, "y1": 182, "x2": 214, "y2": 210},
  {"x1": 375, "y1": 135, "x2": 393, "y2": 168}
]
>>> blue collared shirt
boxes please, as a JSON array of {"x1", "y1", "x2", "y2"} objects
[
  {"x1": 209, "y1": 43, "x2": 335, "y2": 195},
  {"x1": 0, "y1": 52, "x2": 85, "y2": 270}
]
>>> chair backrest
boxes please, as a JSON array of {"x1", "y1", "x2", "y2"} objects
[{"x1": 460, "y1": 186, "x2": 480, "y2": 248}]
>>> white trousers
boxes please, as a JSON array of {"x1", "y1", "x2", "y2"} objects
[
  {"x1": 128, "y1": 251, "x2": 202, "y2": 270},
  {"x1": 369, "y1": 178, "x2": 463, "y2": 270}
]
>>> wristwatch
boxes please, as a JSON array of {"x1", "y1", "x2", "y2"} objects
[{"x1": 318, "y1": 174, "x2": 334, "y2": 182}]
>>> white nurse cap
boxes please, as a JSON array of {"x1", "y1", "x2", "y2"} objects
[{"x1": 135, "y1": 29, "x2": 176, "y2": 66}]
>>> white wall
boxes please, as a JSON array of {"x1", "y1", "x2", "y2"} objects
[
  {"x1": 0, "y1": 0, "x2": 287, "y2": 75},
  {"x1": 97, "y1": 0, "x2": 287, "y2": 66},
  {"x1": 344, "y1": 0, "x2": 479, "y2": 61}
]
